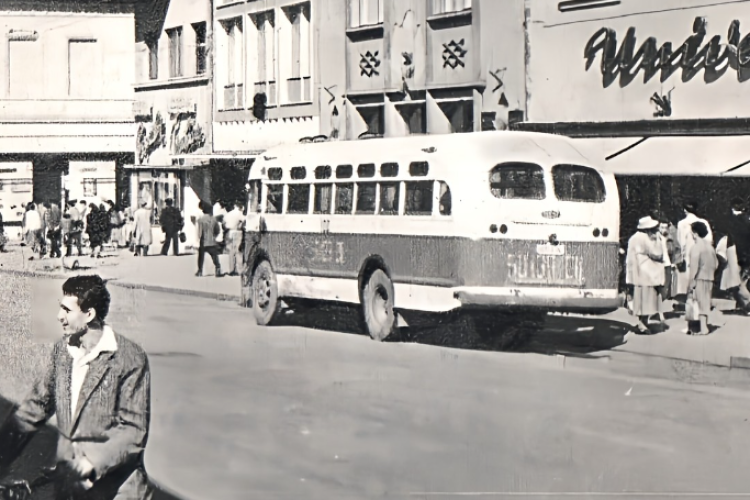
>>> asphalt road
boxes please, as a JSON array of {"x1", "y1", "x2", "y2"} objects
[{"x1": 2, "y1": 275, "x2": 750, "y2": 500}]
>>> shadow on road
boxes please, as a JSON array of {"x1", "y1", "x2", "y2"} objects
[
  {"x1": 0, "y1": 394, "x2": 187, "y2": 500},
  {"x1": 274, "y1": 300, "x2": 630, "y2": 356}
]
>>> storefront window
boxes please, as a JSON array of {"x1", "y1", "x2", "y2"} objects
[{"x1": 136, "y1": 171, "x2": 183, "y2": 224}]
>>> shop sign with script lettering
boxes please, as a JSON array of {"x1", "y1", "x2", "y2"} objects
[{"x1": 584, "y1": 16, "x2": 750, "y2": 88}]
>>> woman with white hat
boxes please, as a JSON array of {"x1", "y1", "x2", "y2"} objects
[{"x1": 626, "y1": 215, "x2": 665, "y2": 334}]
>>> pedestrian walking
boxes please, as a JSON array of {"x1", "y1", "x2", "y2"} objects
[
  {"x1": 655, "y1": 213, "x2": 682, "y2": 315},
  {"x1": 22, "y1": 203, "x2": 44, "y2": 260},
  {"x1": 626, "y1": 215, "x2": 665, "y2": 334},
  {"x1": 86, "y1": 204, "x2": 106, "y2": 259},
  {"x1": 65, "y1": 200, "x2": 85, "y2": 257},
  {"x1": 676, "y1": 201, "x2": 713, "y2": 299},
  {"x1": 0, "y1": 275, "x2": 153, "y2": 499},
  {"x1": 159, "y1": 198, "x2": 183, "y2": 256},
  {"x1": 106, "y1": 200, "x2": 124, "y2": 248},
  {"x1": 132, "y1": 202, "x2": 153, "y2": 256},
  {"x1": 716, "y1": 198, "x2": 750, "y2": 314},
  {"x1": 686, "y1": 221, "x2": 718, "y2": 335},
  {"x1": 37, "y1": 201, "x2": 48, "y2": 250},
  {"x1": 195, "y1": 202, "x2": 223, "y2": 277},
  {"x1": 44, "y1": 201, "x2": 63, "y2": 258},
  {"x1": 224, "y1": 201, "x2": 246, "y2": 275}
]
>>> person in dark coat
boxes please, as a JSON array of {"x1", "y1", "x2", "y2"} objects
[
  {"x1": 716, "y1": 198, "x2": 750, "y2": 313},
  {"x1": 86, "y1": 204, "x2": 106, "y2": 259},
  {"x1": 159, "y1": 198, "x2": 183, "y2": 256},
  {"x1": 0, "y1": 275, "x2": 152, "y2": 499},
  {"x1": 195, "y1": 202, "x2": 222, "y2": 278}
]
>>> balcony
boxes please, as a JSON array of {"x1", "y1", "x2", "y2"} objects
[{"x1": 0, "y1": 99, "x2": 133, "y2": 123}]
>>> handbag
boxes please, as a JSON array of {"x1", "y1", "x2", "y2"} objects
[
  {"x1": 685, "y1": 296, "x2": 701, "y2": 322},
  {"x1": 179, "y1": 232, "x2": 186, "y2": 243}
]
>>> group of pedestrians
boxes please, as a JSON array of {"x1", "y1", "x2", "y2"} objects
[
  {"x1": 19, "y1": 199, "x2": 129, "y2": 260},
  {"x1": 193, "y1": 200, "x2": 246, "y2": 277},
  {"x1": 626, "y1": 200, "x2": 750, "y2": 336}
]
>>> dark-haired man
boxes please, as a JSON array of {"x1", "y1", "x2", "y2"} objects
[
  {"x1": 0, "y1": 275, "x2": 152, "y2": 499},
  {"x1": 159, "y1": 198, "x2": 183, "y2": 256}
]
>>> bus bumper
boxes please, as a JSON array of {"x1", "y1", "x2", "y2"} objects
[{"x1": 453, "y1": 287, "x2": 623, "y2": 314}]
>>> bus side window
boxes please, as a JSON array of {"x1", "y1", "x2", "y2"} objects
[
  {"x1": 247, "y1": 180, "x2": 261, "y2": 213},
  {"x1": 405, "y1": 181, "x2": 433, "y2": 216},
  {"x1": 335, "y1": 183, "x2": 354, "y2": 214},
  {"x1": 287, "y1": 184, "x2": 311, "y2": 214},
  {"x1": 439, "y1": 181, "x2": 452, "y2": 216},
  {"x1": 379, "y1": 182, "x2": 400, "y2": 216},
  {"x1": 266, "y1": 184, "x2": 284, "y2": 214},
  {"x1": 356, "y1": 182, "x2": 376, "y2": 215},
  {"x1": 314, "y1": 184, "x2": 333, "y2": 214}
]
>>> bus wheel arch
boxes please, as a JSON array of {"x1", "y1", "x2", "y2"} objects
[{"x1": 358, "y1": 257, "x2": 396, "y2": 342}]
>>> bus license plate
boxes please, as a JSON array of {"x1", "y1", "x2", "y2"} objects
[{"x1": 536, "y1": 243, "x2": 565, "y2": 256}]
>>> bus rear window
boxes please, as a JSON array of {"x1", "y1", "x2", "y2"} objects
[
  {"x1": 490, "y1": 163, "x2": 545, "y2": 200},
  {"x1": 552, "y1": 164, "x2": 606, "y2": 203}
]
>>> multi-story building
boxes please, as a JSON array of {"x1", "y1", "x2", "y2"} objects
[
  {"x1": 133, "y1": 0, "x2": 212, "y2": 226},
  {"x1": 517, "y1": 0, "x2": 750, "y2": 239},
  {"x1": 0, "y1": 0, "x2": 135, "y2": 224},
  {"x1": 212, "y1": 0, "x2": 319, "y2": 203},
  {"x1": 317, "y1": 0, "x2": 526, "y2": 141}
]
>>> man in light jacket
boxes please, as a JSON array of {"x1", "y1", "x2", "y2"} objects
[{"x1": 195, "y1": 202, "x2": 222, "y2": 278}]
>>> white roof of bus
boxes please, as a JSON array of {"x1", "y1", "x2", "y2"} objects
[{"x1": 249, "y1": 131, "x2": 599, "y2": 179}]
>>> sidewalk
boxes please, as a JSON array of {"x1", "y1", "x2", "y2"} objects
[
  {"x1": 0, "y1": 240, "x2": 242, "y2": 301},
  {"x1": 2, "y1": 241, "x2": 750, "y2": 369}
]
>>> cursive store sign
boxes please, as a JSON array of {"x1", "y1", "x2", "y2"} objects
[{"x1": 584, "y1": 16, "x2": 750, "y2": 87}]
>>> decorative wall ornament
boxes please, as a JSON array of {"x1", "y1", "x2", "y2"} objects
[
  {"x1": 136, "y1": 112, "x2": 166, "y2": 165},
  {"x1": 170, "y1": 113, "x2": 206, "y2": 155},
  {"x1": 442, "y1": 39, "x2": 467, "y2": 69},
  {"x1": 650, "y1": 88, "x2": 674, "y2": 117},
  {"x1": 360, "y1": 51, "x2": 381, "y2": 77},
  {"x1": 489, "y1": 68, "x2": 509, "y2": 107}
]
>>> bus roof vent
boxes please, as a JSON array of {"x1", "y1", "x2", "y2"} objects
[{"x1": 358, "y1": 132, "x2": 383, "y2": 140}]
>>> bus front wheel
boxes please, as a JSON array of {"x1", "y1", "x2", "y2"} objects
[
  {"x1": 252, "y1": 260, "x2": 280, "y2": 326},
  {"x1": 362, "y1": 269, "x2": 395, "y2": 342}
]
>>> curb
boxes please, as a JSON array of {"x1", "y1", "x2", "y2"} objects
[{"x1": 0, "y1": 268, "x2": 241, "y2": 302}]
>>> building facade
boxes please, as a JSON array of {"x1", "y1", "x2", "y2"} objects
[
  {"x1": 518, "y1": 0, "x2": 750, "y2": 239},
  {"x1": 133, "y1": 0, "x2": 212, "y2": 226},
  {"x1": 0, "y1": 0, "x2": 135, "y2": 224},
  {"x1": 212, "y1": 0, "x2": 320, "y2": 205},
  {"x1": 316, "y1": 0, "x2": 526, "y2": 141}
]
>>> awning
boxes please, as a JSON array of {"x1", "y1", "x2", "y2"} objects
[{"x1": 572, "y1": 136, "x2": 750, "y2": 176}]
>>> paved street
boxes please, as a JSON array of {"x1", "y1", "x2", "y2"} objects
[{"x1": 2, "y1": 275, "x2": 750, "y2": 499}]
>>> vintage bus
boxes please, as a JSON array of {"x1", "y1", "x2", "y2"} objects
[{"x1": 244, "y1": 131, "x2": 621, "y2": 342}]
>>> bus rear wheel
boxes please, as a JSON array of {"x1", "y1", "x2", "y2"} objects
[
  {"x1": 362, "y1": 269, "x2": 396, "y2": 341},
  {"x1": 252, "y1": 260, "x2": 280, "y2": 326}
]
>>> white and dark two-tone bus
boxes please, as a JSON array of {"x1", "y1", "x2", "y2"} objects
[{"x1": 244, "y1": 131, "x2": 621, "y2": 341}]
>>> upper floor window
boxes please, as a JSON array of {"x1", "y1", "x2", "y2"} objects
[
  {"x1": 193, "y1": 22, "x2": 207, "y2": 75},
  {"x1": 281, "y1": 2, "x2": 312, "y2": 104},
  {"x1": 431, "y1": 0, "x2": 472, "y2": 15},
  {"x1": 147, "y1": 36, "x2": 158, "y2": 80},
  {"x1": 348, "y1": 0, "x2": 384, "y2": 28},
  {"x1": 167, "y1": 27, "x2": 183, "y2": 78},
  {"x1": 251, "y1": 11, "x2": 277, "y2": 108},
  {"x1": 68, "y1": 39, "x2": 101, "y2": 98},
  {"x1": 219, "y1": 17, "x2": 244, "y2": 110},
  {"x1": 8, "y1": 37, "x2": 43, "y2": 99}
]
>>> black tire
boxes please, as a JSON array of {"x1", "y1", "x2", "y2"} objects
[
  {"x1": 362, "y1": 269, "x2": 396, "y2": 341},
  {"x1": 469, "y1": 310, "x2": 544, "y2": 350},
  {"x1": 252, "y1": 260, "x2": 280, "y2": 326}
]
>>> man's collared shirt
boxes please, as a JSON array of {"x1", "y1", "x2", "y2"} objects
[
  {"x1": 67, "y1": 325, "x2": 118, "y2": 417},
  {"x1": 224, "y1": 209, "x2": 245, "y2": 231}
]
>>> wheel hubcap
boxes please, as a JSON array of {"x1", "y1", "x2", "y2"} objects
[{"x1": 256, "y1": 274, "x2": 272, "y2": 310}]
